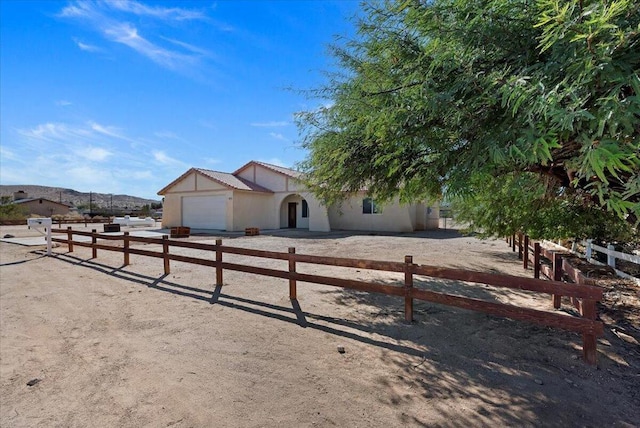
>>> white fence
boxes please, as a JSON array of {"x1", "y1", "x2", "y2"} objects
[{"x1": 583, "y1": 240, "x2": 640, "y2": 283}]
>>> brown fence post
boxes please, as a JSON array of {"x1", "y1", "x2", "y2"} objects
[
  {"x1": 289, "y1": 247, "x2": 297, "y2": 300},
  {"x1": 523, "y1": 235, "x2": 529, "y2": 269},
  {"x1": 533, "y1": 242, "x2": 541, "y2": 279},
  {"x1": 518, "y1": 233, "x2": 523, "y2": 260},
  {"x1": 552, "y1": 253, "x2": 562, "y2": 308},
  {"x1": 163, "y1": 235, "x2": 170, "y2": 275},
  {"x1": 512, "y1": 234, "x2": 516, "y2": 252},
  {"x1": 582, "y1": 299, "x2": 598, "y2": 365},
  {"x1": 404, "y1": 255, "x2": 414, "y2": 323},
  {"x1": 215, "y1": 239, "x2": 223, "y2": 286},
  {"x1": 91, "y1": 229, "x2": 97, "y2": 258},
  {"x1": 123, "y1": 232, "x2": 130, "y2": 266},
  {"x1": 66, "y1": 227, "x2": 74, "y2": 252}
]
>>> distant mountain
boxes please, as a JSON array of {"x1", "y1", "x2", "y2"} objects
[{"x1": 0, "y1": 185, "x2": 161, "y2": 210}]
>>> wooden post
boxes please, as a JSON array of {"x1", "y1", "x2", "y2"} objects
[
  {"x1": 67, "y1": 226, "x2": 74, "y2": 252},
  {"x1": 512, "y1": 234, "x2": 516, "y2": 252},
  {"x1": 215, "y1": 239, "x2": 223, "y2": 286},
  {"x1": 583, "y1": 333, "x2": 598, "y2": 366},
  {"x1": 404, "y1": 255, "x2": 414, "y2": 323},
  {"x1": 91, "y1": 229, "x2": 97, "y2": 258},
  {"x1": 552, "y1": 253, "x2": 562, "y2": 309},
  {"x1": 163, "y1": 235, "x2": 170, "y2": 275},
  {"x1": 517, "y1": 233, "x2": 523, "y2": 260},
  {"x1": 123, "y1": 232, "x2": 130, "y2": 266},
  {"x1": 523, "y1": 235, "x2": 529, "y2": 269},
  {"x1": 533, "y1": 242, "x2": 541, "y2": 279},
  {"x1": 288, "y1": 247, "x2": 297, "y2": 300},
  {"x1": 582, "y1": 299, "x2": 598, "y2": 365}
]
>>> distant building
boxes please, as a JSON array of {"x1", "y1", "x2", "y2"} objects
[{"x1": 11, "y1": 191, "x2": 71, "y2": 217}]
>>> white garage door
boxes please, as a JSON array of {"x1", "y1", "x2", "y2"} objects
[{"x1": 182, "y1": 195, "x2": 226, "y2": 229}]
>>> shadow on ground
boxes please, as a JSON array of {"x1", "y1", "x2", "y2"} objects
[{"x1": 42, "y1": 248, "x2": 640, "y2": 427}]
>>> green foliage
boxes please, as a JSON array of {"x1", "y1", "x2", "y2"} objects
[
  {"x1": 0, "y1": 203, "x2": 28, "y2": 221},
  {"x1": 297, "y1": 0, "x2": 640, "y2": 235},
  {"x1": 451, "y1": 172, "x2": 637, "y2": 242}
]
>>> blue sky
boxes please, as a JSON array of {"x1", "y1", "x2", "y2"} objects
[{"x1": 0, "y1": 0, "x2": 360, "y2": 200}]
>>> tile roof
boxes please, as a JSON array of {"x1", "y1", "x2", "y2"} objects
[
  {"x1": 235, "y1": 161, "x2": 303, "y2": 179},
  {"x1": 195, "y1": 168, "x2": 273, "y2": 192},
  {"x1": 13, "y1": 198, "x2": 71, "y2": 207}
]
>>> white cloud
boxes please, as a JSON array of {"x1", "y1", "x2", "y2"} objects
[
  {"x1": 0, "y1": 146, "x2": 18, "y2": 161},
  {"x1": 73, "y1": 38, "x2": 101, "y2": 52},
  {"x1": 152, "y1": 150, "x2": 187, "y2": 168},
  {"x1": 56, "y1": 100, "x2": 73, "y2": 106},
  {"x1": 2, "y1": 119, "x2": 175, "y2": 198},
  {"x1": 58, "y1": 1, "x2": 209, "y2": 74},
  {"x1": 106, "y1": 0, "x2": 206, "y2": 21},
  {"x1": 269, "y1": 132, "x2": 288, "y2": 142},
  {"x1": 58, "y1": 2, "x2": 96, "y2": 19},
  {"x1": 251, "y1": 121, "x2": 289, "y2": 127},
  {"x1": 160, "y1": 36, "x2": 212, "y2": 56},
  {"x1": 17, "y1": 122, "x2": 89, "y2": 141},
  {"x1": 88, "y1": 121, "x2": 125, "y2": 139},
  {"x1": 16, "y1": 121, "x2": 135, "y2": 146},
  {"x1": 104, "y1": 22, "x2": 196, "y2": 71},
  {"x1": 79, "y1": 147, "x2": 112, "y2": 162}
]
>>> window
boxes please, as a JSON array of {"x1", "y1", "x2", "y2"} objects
[
  {"x1": 301, "y1": 200, "x2": 308, "y2": 218},
  {"x1": 362, "y1": 198, "x2": 381, "y2": 214}
]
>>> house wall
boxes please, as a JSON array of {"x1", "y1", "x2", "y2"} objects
[
  {"x1": 232, "y1": 192, "x2": 275, "y2": 231},
  {"x1": 271, "y1": 192, "x2": 330, "y2": 231},
  {"x1": 328, "y1": 194, "x2": 415, "y2": 232},
  {"x1": 237, "y1": 165, "x2": 290, "y2": 192},
  {"x1": 170, "y1": 174, "x2": 196, "y2": 192},
  {"x1": 161, "y1": 171, "x2": 233, "y2": 228},
  {"x1": 425, "y1": 202, "x2": 440, "y2": 229},
  {"x1": 277, "y1": 194, "x2": 309, "y2": 229},
  {"x1": 19, "y1": 200, "x2": 70, "y2": 217}
]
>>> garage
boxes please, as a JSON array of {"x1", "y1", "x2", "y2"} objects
[{"x1": 182, "y1": 195, "x2": 226, "y2": 229}]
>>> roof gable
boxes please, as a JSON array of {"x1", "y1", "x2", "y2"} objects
[
  {"x1": 158, "y1": 167, "x2": 273, "y2": 195},
  {"x1": 196, "y1": 168, "x2": 273, "y2": 192},
  {"x1": 233, "y1": 161, "x2": 302, "y2": 179}
]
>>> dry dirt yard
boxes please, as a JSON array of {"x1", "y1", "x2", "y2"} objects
[{"x1": 1, "y1": 224, "x2": 638, "y2": 427}]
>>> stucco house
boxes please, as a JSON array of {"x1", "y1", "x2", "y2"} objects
[
  {"x1": 158, "y1": 160, "x2": 439, "y2": 233},
  {"x1": 11, "y1": 191, "x2": 71, "y2": 217}
]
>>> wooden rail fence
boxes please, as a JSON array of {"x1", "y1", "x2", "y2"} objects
[
  {"x1": 53, "y1": 228, "x2": 604, "y2": 365},
  {"x1": 507, "y1": 233, "x2": 602, "y2": 341}
]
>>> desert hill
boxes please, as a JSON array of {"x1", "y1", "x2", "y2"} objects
[{"x1": 0, "y1": 185, "x2": 160, "y2": 210}]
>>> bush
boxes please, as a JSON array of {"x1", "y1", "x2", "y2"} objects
[{"x1": 0, "y1": 204, "x2": 28, "y2": 221}]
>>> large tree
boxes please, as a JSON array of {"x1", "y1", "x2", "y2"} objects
[{"x1": 297, "y1": 0, "x2": 640, "y2": 236}]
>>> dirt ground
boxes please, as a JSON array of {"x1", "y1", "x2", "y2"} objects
[{"x1": 1, "y1": 224, "x2": 638, "y2": 427}]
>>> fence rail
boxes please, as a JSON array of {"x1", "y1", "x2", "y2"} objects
[
  {"x1": 53, "y1": 227, "x2": 604, "y2": 365},
  {"x1": 508, "y1": 233, "x2": 602, "y2": 321},
  {"x1": 582, "y1": 239, "x2": 640, "y2": 282}
]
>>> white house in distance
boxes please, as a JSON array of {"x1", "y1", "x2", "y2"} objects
[{"x1": 158, "y1": 160, "x2": 439, "y2": 233}]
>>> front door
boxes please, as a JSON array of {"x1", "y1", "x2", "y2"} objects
[{"x1": 288, "y1": 202, "x2": 297, "y2": 228}]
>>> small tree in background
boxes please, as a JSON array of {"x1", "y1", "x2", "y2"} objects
[{"x1": 0, "y1": 203, "x2": 28, "y2": 221}]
